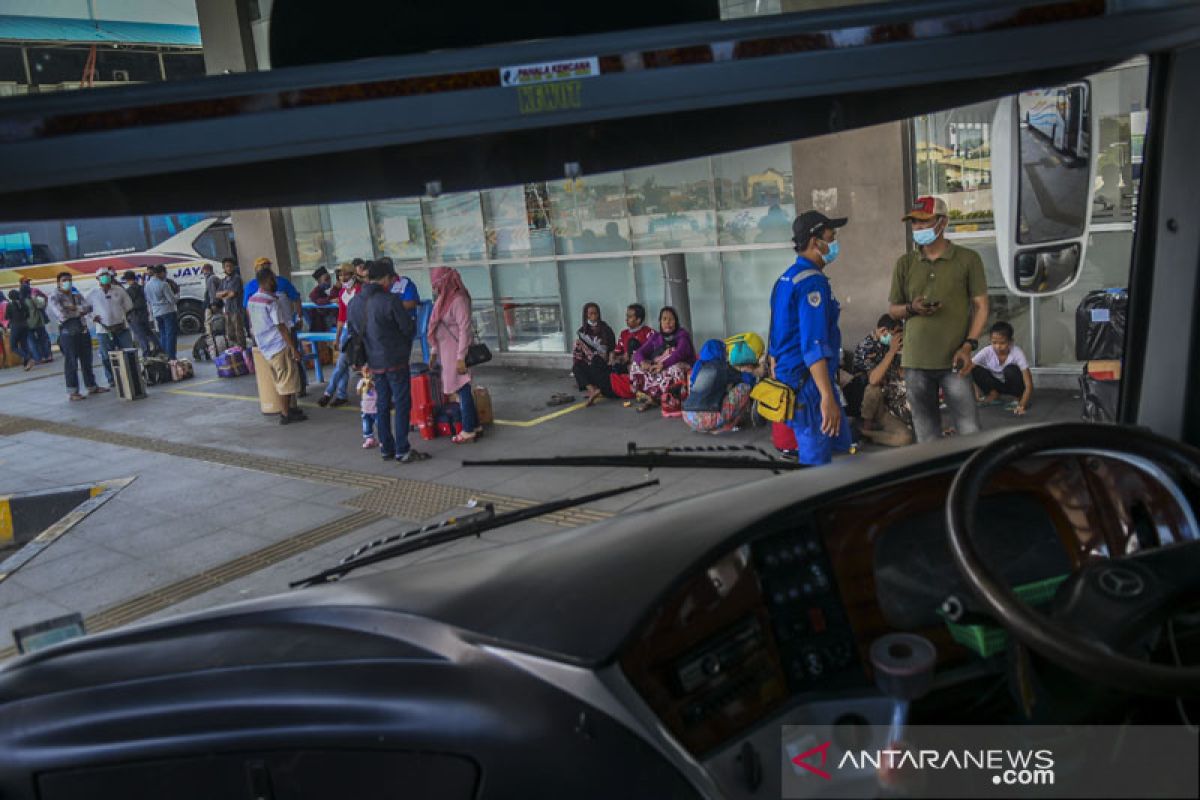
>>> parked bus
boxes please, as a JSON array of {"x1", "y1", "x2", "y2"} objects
[
  {"x1": 1021, "y1": 82, "x2": 1090, "y2": 162},
  {"x1": 0, "y1": 215, "x2": 234, "y2": 335}
]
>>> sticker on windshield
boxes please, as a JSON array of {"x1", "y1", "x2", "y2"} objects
[{"x1": 501, "y1": 57, "x2": 599, "y2": 88}]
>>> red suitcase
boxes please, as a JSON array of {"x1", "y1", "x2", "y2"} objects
[{"x1": 410, "y1": 370, "x2": 436, "y2": 440}]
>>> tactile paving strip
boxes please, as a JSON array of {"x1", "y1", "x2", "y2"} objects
[
  {"x1": 0, "y1": 413, "x2": 613, "y2": 525},
  {"x1": 0, "y1": 509, "x2": 385, "y2": 663}
]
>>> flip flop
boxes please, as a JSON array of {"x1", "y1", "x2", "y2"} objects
[{"x1": 585, "y1": 393, "x2": 601, "y2": 407}]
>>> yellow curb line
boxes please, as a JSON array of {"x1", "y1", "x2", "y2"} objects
[{"x1": 165, "y1": 387, "x2": 592, "y2": 427}]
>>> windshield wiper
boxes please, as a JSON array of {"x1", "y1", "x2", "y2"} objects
[
  {"x1": 290, "y1": 479, "x2": 659, "y2": 588},
  {"x1": 463, "y1": 443, "x2": 805, "y2": 473}
]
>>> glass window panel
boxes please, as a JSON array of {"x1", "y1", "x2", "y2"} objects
[
  {"x1": 0, "y1": 221, "x2": 65, "y2": 266},
  {"x1": 370, "y1": 199, "x2": 426, "y2": 262},
  {"x1": 481, "y1": 184, "x2": 555, "y2": 259},
  {"x1": 493, "y1": 262, "x2": 564, "y2": 352},
  {"x1": 63, "y1": 217, "x2": 148, "y2": 259},
  {"x1": 634, "y1": 256, "x2": 663, "y2": 314},
  {"x1": 326, "y1": 202, "x2": 373, "y2": 265},
  {"x1": 1090, "y1": 60, "x2": 1149, "y2": 224},
  {"x1": 1035, "y1": 230, "x2": 1132, "y2": 366},
  {"x1": 422, "y1": 192, "x2": 485, "y2": 262},
  {"x1": 625, "y1": 158, "x2": 716, "y2": 250},
  {"x1": 949, "y1": 236, "x2": 1005, "y2": 289},
  {"x1": 455, "y1": 265, "x2": 500, "y2": 352},
  {"x1": 560, "y1": 258, "x2": 635, "y2": 339},
  {"x1": 548, "y1": 170, "x2": 630, "y2": 255},
  {"x1": 713, "y1": 144, "x2": 796, "y2": 246},
  {"x1": 146, "y1": 213, "x2": 212, "y2": 247},
  {"x1": 288, "y1": 205, "x2": 332, "y2": 273},
  {"x1": 722, "y1": 248, "x2": 796, "y2": 340},
  {"x1": 912, "y1": 99, "x2": 998, "y2": 232},
  {"x1": 684, "y1": 252, "x2": 727, "y2": 345}
]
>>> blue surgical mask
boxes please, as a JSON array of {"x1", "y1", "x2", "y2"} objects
[
  {"x1": 913, "y1": 227, "x2": 939, "y2": 247},
  {"x1": 880, "y1": 334, "x2": 892, "y2": 347},
  {"x1": 821, "y1": 240, "x2": 840, "y2": 265}
]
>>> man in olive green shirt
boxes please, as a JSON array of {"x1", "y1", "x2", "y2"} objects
[{"x1": 888, "y1": 196, "x2": 989, "y2": 443}]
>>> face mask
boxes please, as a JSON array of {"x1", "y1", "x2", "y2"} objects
[
  {"x1": 60, "y1": 281, "x2": 72, "y2": 291},
  {"x1": 587, "y1": 318, "x2": 598, "y2": 327},
  {"x1": 821, "y1": 240, "x2": 840, "y2": 265},
  {"x1": 99, "y1": 276, "x2": 111, "y2": 286},
  {"x1": 880, "y1": 334, "x2": 892, "y2": 347},
  {"x1": 913, "y1": 226, "x2": 939, "y2": 247}
]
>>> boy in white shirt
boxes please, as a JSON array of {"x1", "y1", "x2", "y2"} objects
[{"x1": 969, "y1": 321, "x2": 1033, "y2": 415}]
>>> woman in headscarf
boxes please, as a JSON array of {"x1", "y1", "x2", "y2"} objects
[
  {"x1": 429, "y1": 266, "x2": 481, "y2": 443},
  {"x1": 572, "y1": 302, "x2": 617, "y2": 407},
  {"x1": 682, "y1": 339, "x2": 758, "y2": 434},
  {"x1": 629, "y1": 306, "x2": 695, "y2": 417}
]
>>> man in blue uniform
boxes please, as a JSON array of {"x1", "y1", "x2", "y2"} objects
[{"x1": 768, "y1": 210, "x2": 853, "y2": 466}]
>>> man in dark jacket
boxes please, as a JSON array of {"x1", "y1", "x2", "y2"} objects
[
  {"x1": 121, "y1": 271, "x2": 161, "y2": 356},
  {"x1": 347, "y1": 260, "x2": 430, "y2": 464}
]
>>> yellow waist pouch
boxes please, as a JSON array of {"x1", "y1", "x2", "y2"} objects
[{"x1": 750, "y1": 378, "x2": 795, "y2": 423}]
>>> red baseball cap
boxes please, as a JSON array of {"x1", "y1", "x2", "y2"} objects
[{"x1": 902, "y1": 196, "x2": 949, "y2": 221}]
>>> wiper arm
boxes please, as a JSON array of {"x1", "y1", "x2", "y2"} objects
[
  {"x1": 290, "y1": 478, "x2": 659, "y2": 588},
  {"x1": 464, "y1": 443, "x2": 805, "y2": 473}
]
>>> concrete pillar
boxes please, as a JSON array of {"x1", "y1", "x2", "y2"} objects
[
  {"x1": 660, "y1": 253, "x2": 692, "y2": 333},
  {"x1": 197, "y1": 1, "x2": 291, "y2": 282},
  {"x1": 231, "y1": 209, "x2": 293, "y2": 281},
  {"x1": 195, "y1": 0, "x2": 258, "y2": 76},
  {"x1": 791, "y1": 121, "x2": 910, "y2": 342}
]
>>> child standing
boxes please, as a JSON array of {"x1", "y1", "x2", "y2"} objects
[{"x1": 358, "y1": 372, "x2": 378, "y2": 448}]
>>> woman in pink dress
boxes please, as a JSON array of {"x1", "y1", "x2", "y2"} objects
[{"x1": 428, "y1": 266, "x2": 481, "y2": 443}]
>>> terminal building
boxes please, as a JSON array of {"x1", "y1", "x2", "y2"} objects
[{"x1": 0, "y1": 1, "x2": 1146, "y2": 380}]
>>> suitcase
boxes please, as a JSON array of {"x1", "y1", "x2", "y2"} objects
[
  {"x1": 169, "y1": 358, "x2": 194, "y2": 382},
  {"x1": 410, "y1": 369, "x2": 436, "y2": 440},
  {"x1": 108, "y1": 348, "x2": 147, "y2": 400},
  {"x1": 473, "y1": 385, "x2": 494, "y2": 425},
  {"x1": 772, "y1": 421, "x2": 798, "y2": 453}
]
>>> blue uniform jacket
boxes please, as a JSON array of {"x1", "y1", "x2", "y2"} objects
[{"x1": 768, "y1": 257, "x2": 842, "y2": 399}]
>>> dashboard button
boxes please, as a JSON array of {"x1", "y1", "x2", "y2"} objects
[
  {"x1": 806, "y1": 537, "x2": 821, "y2": 554},
  {"x1": 702, "y1": 655, "x2": 721, "y2": 676},
  {"x1": 804, "y1": 650, "x2": 826, "y2": 678}
]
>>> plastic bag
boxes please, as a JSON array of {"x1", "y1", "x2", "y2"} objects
[{"x1": 1075, "y1": 288, "x2": 1127, "y2": 361}]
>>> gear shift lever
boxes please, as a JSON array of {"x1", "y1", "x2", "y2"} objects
[{"x1": 869, "y1": 633, "x2": 937, "y2": 744}]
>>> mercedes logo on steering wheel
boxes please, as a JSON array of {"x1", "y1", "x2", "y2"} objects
[{"x1": 1096, "y1": 566, "x2": 1146, "y2": 598}]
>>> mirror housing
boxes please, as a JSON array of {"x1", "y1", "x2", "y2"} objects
[{"x1": 993, "y1": 81, "x2": 1098, "y2": 297}]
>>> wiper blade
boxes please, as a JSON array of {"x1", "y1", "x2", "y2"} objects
[
  {"x1": 289, "y1": 478, "x2": 659, "y2": 588},
  {"x1": 464, "y1": 443, "x2": 805, "y2": 473}
]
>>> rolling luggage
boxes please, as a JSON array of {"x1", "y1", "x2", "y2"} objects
[
  {"x1": 143, "y1": 354, "x2": 172, "y2": 386},
  {"x1": 108, "y1": 348, "x2": 147, "y2": 400}
]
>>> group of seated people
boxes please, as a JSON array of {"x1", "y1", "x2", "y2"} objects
[
  {"x1": 571, "y1": 301, "x2": 1034, "y2": 445},
  {"x1": 570, "y1": 302, "x2": 765, "y2": 433}
]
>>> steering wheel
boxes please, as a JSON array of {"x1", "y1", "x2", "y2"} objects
[{"x1": 946, "y1": 423, "x2": 1200, "y2": 697}]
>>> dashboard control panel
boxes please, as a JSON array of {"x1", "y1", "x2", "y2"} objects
[{"x1": 752, "y1": 524, "x2": 863, "y2": 691}]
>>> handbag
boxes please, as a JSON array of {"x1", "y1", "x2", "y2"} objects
[
  {"x1": 464, "y1": 321, "x2": 492, "y2": 368},
  {"x1": 751, "y1": 377, "x2": 795, "y2": 423}
]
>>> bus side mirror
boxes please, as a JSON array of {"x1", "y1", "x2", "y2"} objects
[{"x1": 992, "y1": 81, "x2": 1097, "y2": 296}]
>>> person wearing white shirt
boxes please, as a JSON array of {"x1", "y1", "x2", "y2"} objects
[
  {"x1": 968, "y1": 320, "x2": 1033, "y2": 416},
  {"x1": 85, "y1": 267, "x2": 135, "y2": 389},
  {"x1": 247, "y1": 266, "x2": 307, "y2": 425}
]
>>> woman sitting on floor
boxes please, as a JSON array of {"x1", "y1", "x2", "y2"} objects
[
  {"x1": 682, "y1": 339, "x2": 759, "y2": 434},
  {"x1": 571, "y1": 302, "x2": 617, "y2": 406},
  {"x1": 629, "y1": 306, "x2": 695, "y2": 416}
]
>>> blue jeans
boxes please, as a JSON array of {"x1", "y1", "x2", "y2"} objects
[
  {"x1": 97, "y1": 328, "x2": 135, "y2": 386},
  {"x1": 155, "y1": 312, "x2": 179, "y2": 360},
  {"x1": 361, "y1": 412, "x2": 376, "y2": 438},
  {"x1": 458, "y1": 384, "x2": 479, "y2": 433},
  {"x1": 29, "y1": 327, "x2": 50, "y2": 361},
  {"x1": 374, "y1": 368, "x2": 413, "y2": 458},
  {"x1": 129, "y1": 315, "x2": 160, "y2": 357},
  {"x1": 325, "y1": 350, "x2": 351, "y2": 400},
  {"x1": 58, "y1": 323, "x2": 96, "y2": 393},
  {"x1": 904, "y1": 368, "x2": 981, "y2": 444}
]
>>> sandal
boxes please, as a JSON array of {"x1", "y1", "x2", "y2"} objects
[
  {"x1": 451, "y1": 431, "x2": 478, "y2": 444},
  {"x1": 68, "y1": 392, "x2": 85, "y2": 402}
]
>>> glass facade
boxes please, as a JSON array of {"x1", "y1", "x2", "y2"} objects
[{"x1": 282, "y1": 61, "x2": 1147, "y2": 369}]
